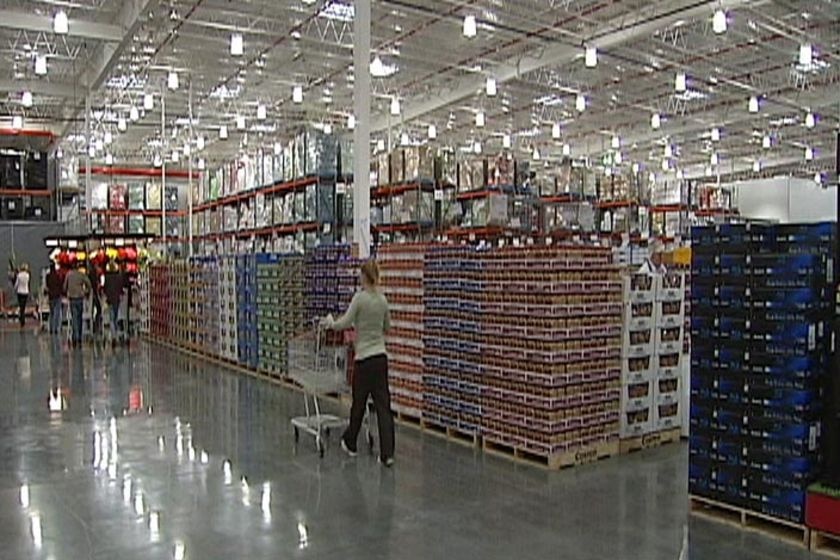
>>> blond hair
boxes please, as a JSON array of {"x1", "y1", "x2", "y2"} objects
[{"x1": 360, "y1": 259, "x2": 380, "y2": 287}]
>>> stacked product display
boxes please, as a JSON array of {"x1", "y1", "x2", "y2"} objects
[
  {"x1": 379, "y1": 244, "x2": 427, "y2": 420},
  {"x1": 689, "y1": 222, "x2": 834, "y2": 526},
  {"x1": 219, "y1": 256, "x2": 238, "y2": 361},
  {"x1": 171, "y1": 261, "x2": 190, "y2": 346},
  {"x1": 256, "y1": 254, "x2": 306, "y2": 376},
  {"x1": 190, "y1": 257, "x2": 221, "y2": 354},
  {"x1": 236, "y1": 254, "x2": 258, "y2": 369},
  {"x1": 304, "y1": 244, "x2": 359, "y2": 322},
  {"x1": 425, "y1": 244, "x2": 624, "y2": 465}
]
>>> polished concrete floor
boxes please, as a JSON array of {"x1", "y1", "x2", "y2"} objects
[{"x1": 0, "y1": 330, "x2": 817, "y2": 560}]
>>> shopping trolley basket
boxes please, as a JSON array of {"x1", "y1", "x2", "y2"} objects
[{"x1": 288, "y1": 326, "x2": 351, "y2": 457}]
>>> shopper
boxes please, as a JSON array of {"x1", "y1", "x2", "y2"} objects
[
  {"x1": 324, "y1": 259, "x2": 395, "y2": 467},
  {"x1": 64, "y1": 264, "x2": 92, "y2": 347},
  {"x1": 88, "y1": 265, "x2": 103, "y2": 336},
  {"x1": 103, "y1": 262, "x2": 127, "y2": 346},
  {"x1": 14, "y1": 263, "x2": 30, "y2": 328},
  {"x1": 45, "y1": 265, "x2": 64, "y2": 334}
]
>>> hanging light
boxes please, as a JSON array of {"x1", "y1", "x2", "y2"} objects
[
  {"x1": 562, "y1": 143, "x2": 571, "y2": 157},
  {"x1": 104, "y1": 131, "x2": 113, "y2": 145},
  {"x1": 95, "y1": 139, "x2": 103, "y2": 152},
  {"x1": 129, "y1": 106, "x2": 140, "y2": 121},
  {"x1": 473, "y1": 141, "x2": 481, "y2": 154},
  {"x1": 88, "y1": 145, "x2": 96, "y2": 158},
  {"x1": 631, "y1": 163, "x2": 640, "y2": 174},
  {"x1": 55, "y1": 147, "x2": 63, "y2": 159},
  {"x1": 219, "y1": 125, "x2": 229, "y2": 140},
  {"x1": 198, "y1": 158, "x2": 206, "y2": 170},
  {"x1": 650, "y1": 113, "x2": 661, "y2": 130},
  {"x1": 486, "y1": 77, "x2": 497, "y2": 96},
  {"x1": 661, "y1": 159, "x2": 670, "y2": 171},
  {"x1": 105, "y1": 153, "x2": 114, "y2": 166},
  {"x1": 710, "y1": 152, "x2": 719, "y2": 166},
  {"x1": 748, "y1": 95, "x2": 759, "y2": 113},
  {"x1": 762, "y1": 134, "x2": 771, "y2": 149},
  {"x1": 53, "y1": 10, "x2": 69, "y2": 34},
  {"x1": 324, "y1": 123, "x2": 333, "y2": 135},
  {"x1": 712, "y1": 10, "x2": 727, "y2": 34},
  {"x1": 12, "y1": 115, "x2": 23, "y2": 129},
  {"x1": 390, "y1": 97, "x2": 400, "y2": 116},
  {"x1": 532, "y1": 146, "x2": 540, "y2": 160},
  {"x1": 705, "y1": 166, "x2": 713, "y2": 177},
  {"x1": 153, "y1": 154, "x2": 162, "y2": 167},
  {"x1": 711, "y1": 127, "x2": 721, "y2": 142},
  {"x1": 401, "y1": 133, "x2": 410, "y2": 146},
  {"x1": 576, "y1": 94, "x2": 586, "y2": 112},
  {"x1": 428, "y1": 124, "x2": 437, "y2": 140},
  {"x1": 376, "y1": 139, "x2": 385, "y2": 152},
  {"x1": 475, "y1": 111, "x2": 485, "y2": 128},
  {"x1": 614, "y1": 152, "x2": 623, "y2": 165},
  {"x1": 551, "y1": 122, "x2": 561, "y2": 139},
  {"x1": 675, "y1": 72, "x2": 686, "y2": 92},
  {"x1": 171, "y1": 150, "x2": 180, "y2": 163},
  {"x1": 611, "y1": 135, "x2": 620, "y2": 149},
  {"x1": 585, "y1": 46, "x2": 598, "y2": 68},
  {"x1": 499, "y1": 133, "x2": 510, "y2": 149},
  {"x1": 196, "y1": 136, "x2": 205, "y2": 150},
  {"x1": 21, "y1": 91, "x2": 33, "y2": 108},
  {"x1": 35, "y1": 55, "x2": 47, "y2": 76},
  {"x1": 814, "y1": 172, "x2": 822, "y2": 184},
  {"x1": 752, "y1": 160, "x2": 761, "y2": 173},
  {"x1": 230, "y1": 33, "x2": 244, "y2": 56},
  {"x1": 676, "y1": 169, "x2": 685, "y2": 180},
  {"x1": 167, "y1": 71, "x2": 179, "y2": 90},
  {"x1": 117, "y1": 117, "x2": 127, "y2": 132},
  {"x1": 272, "y1": 142, "x2": 282, "y2": 156},
  {"x1": 463, "y1": 15, "x2": 477, "y2": 38},
  {"x1": 236, "y1": 115, "x2": 246, "y2": 130},
  {"x1": 183, "y1": 143, "x2": 191, "y2": 156},
  {"x1": 805, "y1": 146, "x2": 814, "y2": 161},
  {"x1": 805, "y1": 111, "x2": 815, "y2": 128},
  {"x1": 292, "y1": 85, "x2": 303, "y2": 103},
  {"x1": 649, "y1": 172, "x2": 656, "y2": 184},
  {"x1": 348, "y1": 114, "x2": 356, "y2": 130},
  {"x1": 664, "y1": 144, "x2": 673, "y2": 158},
  {"x1": 799, "y1": 43, "x2": 813, "y2": 66},
  {"x1": 144, "y1": 93, "x2": 154, "y2": 110},
  {"x1": 257, "y1": 104, "x2": 267, "y2": 120}
]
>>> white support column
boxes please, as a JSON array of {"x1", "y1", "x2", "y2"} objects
[
  {"x1": 188, "y1": 82, "x2": 194, "y2": 257},
  {"x1": 84, "y1": 94, "x2": 91, "y2": 233},
  {"x1": 352, "y1": 0, "x2": 371, "y2": 259},
  {"x1": 161, "y1": 83, "x2": 167, "y2": 257}
]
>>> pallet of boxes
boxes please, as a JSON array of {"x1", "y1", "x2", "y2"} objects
[{"x1": 620, "y1": 269, "x2": 686, "y2": 453}]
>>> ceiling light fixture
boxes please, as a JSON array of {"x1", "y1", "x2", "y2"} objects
[
  {"x1": 219, "y1": 125, "x2": 228, "y2": 140},
  {"x1": 376, "y1": 139, "x2": 385, "y2": 152},
  {"x1": 711, "y1": 127, "x2": 721, "y2": 142},
  {"x1": 705, "y1": 166, "x2": 713, "y2": 177},
  {"x1": 463, "y1": 15, "x2": 477, "y2": 38},
  {"x1": 562, "y1": 144, "x2": 571, "y2": 157},
  {"x1": 651, "y1": 113, "x2": 661, "y2": 130},
  {"x1": 21, "y1": 91, "x2": 32, "y2": 108},
  {"x1": 183, "y1": 143, "x2": 191, "y2": 156},
  {"x1": 614, "y1": 152, "x2": 623, "y2": 165},
  {"x1": 575, "y1": 94, "x2": 586, "y2": 112},
  {"x1": 473, "y1": 141, "x2": 482, "y2": 154},
  {"x1": 324, "y1": 123, "x2": 333, "y2": 135},
  {"x1": 292, "y1": 85, "x2": 303, "y2": 103},
  {"x1": 664, "y1": 144, "x2": 673, "y2": 158},
  {"x1": 532, "y1": 146, "x2": 540, "y2": 160},
  {"x1": 475, "y1": 111, "x2": 485, "y2": 128},
  {"x1": 428, "y1": 124, "x2": 436, "y2": 139},
  {"x1": 144, "y1": 93, "x2": 154, "y2": 110},
  {"x1": 661, "y1": 159, "x2": 669, "y2": 171},
  {"x1": 632, "y1": 163, "x2": 640, "y2": 174},
  {"x1": 675, "y1": 72, "x2": 686, "y2": 92},
  {"x1": 273, "y1": 142, "x2": 282, "y2": 155},
  {"x1": 390, "y1": 97, "x2": 400, "y2": 116},
  {"x1": 34, "y1": 55, "x2": 47, "y2": 76},
  {"x1": 552, "y1": 122, "x2": 561, "y2": 139},
  {"x1": 130, "y1": 106, "x2": 139, "y2": 121},
  {"x1": 753, "y1": 160, "x2": 761, "y2": 173},
  {"x1": 348, "y1": 114, "x2": 356, "y2": 130},
  {"x1": 167, "y1": 71, "x2": 179, "y2": 90},
  {"x1": 197, "y1": 136, "x2": 205, "y2": 150},
  {"x1": 805, "y1": 146, "x2": 814, "y2": 161},
  {"x1": 649, "y1": 172, "x2": 656, "y2": 184},
  {"x1": 762, "y1": 135, "x2": 771, "y2": 149},
  {"x1": 814, "y1": 172, "x2": 822, "y2": 185},
  {"x1": 236, "y1": 115, "x2": 246, "y2": 130},
  {"x1": 54, "y1": 10, "x2": 69, "y2": 34},
  {"x1": 153, "y1": 154, "x2": 162, "y2": 167},
  {"x1": 611, "y1": 135, "x2": 620, "y2": 149},
  {"x1": 805, "y1": 111, "x2": 815, "y2": 128},
  {"x1": 198, "y1": 158, "x2": 206, "y2": 171},
  {"x1": 105, "y1": 153, "x2": 114, "y2": 166},
  {"x1": 676, "y1": 169, "x2": 684, "y2": 180},
  {"x1": 400, "y1": 133, "x2": 409, "y2": 146},
  {"x1": 585, "y1": 46, "x2": 598, "y2": 68},
  {"x1": 171, "y1": 150, "x2": 179, "y2": 163},
  {"x1": 117, "y1": 117, "x2": 127, "y2": 132},
  {"x1": 12, "y1": 115, "x2": 23, "y2": 129},
  {"x1": 88, "y1": 145, "x2": 95, "y2": 158},
  {"x1": 749, "y1": 95, "x2": 759, "y2": 113},
  {"x1": 55, "y1": 148, "x2": 62, "y2": 159},
  {"x1": 799, "y1": 43, "x2": 813, "y2": 66},
  {"x1": 710, "y1": 152, "x2": 719, "y2": 166},
  {"x1": 230, "y1": 33, "x2": 244, "y2": 56},
  {"x1": 502, "y1": 134, "x2": 511, "y2": 149},
  {"x1": 712, "y1": 9, "x2": 727, "y2": 34},
  {"x1": 486, "y1": 77, "x2": 497, "y2": 96},
  {"x1": 104, "y1": 131, "x2": 113, "y2": 145},
  {"x1": 257, "y1": 104, "x2": 267, "y2": 120}
]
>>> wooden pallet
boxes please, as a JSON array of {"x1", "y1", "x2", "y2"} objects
[
  {"x1": 620, "y1": 427, "x2": 682, "y2": 454},
  {"x1": 811, "y1": 530, "x2": 840, "y2": 558},
  {"x1": 420, "y1": 418, "x2": 481, "y2": 447},
  {"x1": 483, "y1": 437, "x2": 619, "y2": 470},
  {"x1": 396, "y1": 410, "x2": 422, "y2": 427},
  {"x1": 689, "y1": 495, "x2": 810, "y2": 548}
]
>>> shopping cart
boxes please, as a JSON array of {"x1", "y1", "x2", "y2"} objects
[{"x1": 288, "y1": 326, "x2": 353, "y2": 457}]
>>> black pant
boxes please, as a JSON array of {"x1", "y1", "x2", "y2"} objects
[
  {"x1": 17, "y1": 293, "x2": 27, "y2": 326},
  {"x1": 343, "y1": 354, "x2": 395, "y2": 459}
]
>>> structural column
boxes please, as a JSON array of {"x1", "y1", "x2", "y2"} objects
[{"x1": 352, "y1": 0, "x2": 371, "y2": 258}]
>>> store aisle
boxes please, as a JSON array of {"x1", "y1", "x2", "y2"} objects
[{"x1": 0, "y1": 332, "x2": 810, "y2": 560}]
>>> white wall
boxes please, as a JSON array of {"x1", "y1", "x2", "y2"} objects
[{"x1": 731, "y1": 177, "x2": 836, "y2": 223}]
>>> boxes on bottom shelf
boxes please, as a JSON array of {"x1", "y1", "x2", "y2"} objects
[
  {"x1": 621, "y1": 407, "x2": 653, "y2": 438},
  {"x1": 655, "y1": 376, "x2": 680, "y2": 405}
]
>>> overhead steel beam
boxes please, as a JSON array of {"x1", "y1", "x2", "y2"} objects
[
  {"x1": 370, "y1": 0, "x2": 759, "y2": 133},
  {"x1": 0, "y1": 10, "x2": 125, "y2": 42},
  {"x1": 0, "y1": 79, "x2": 78, "y2": 99},
  {"x1": 59, "y1": 0, "x2": 155, "y2": 139}
]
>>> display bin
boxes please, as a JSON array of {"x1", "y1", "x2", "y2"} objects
[
  {"x1": 656, "y1": 272, "x2": 685, "y2": 301},
  {"x1": 625, "y1": 301, "x2": 655, "y2": 331},
  {"x1": 622, "y1": 326, "x2": 654, "y2": 358},
  {"x1": 655, "y1": 299, "x2": 684, "y2": 327},
  {"x1": 621, "y1": 380, "x2": 653, "y2": 412},
  {"x1": 623, "y1": 272, "x2": 655, "y2": 303},
  {"x1": 654, "y1": 325, "x2": 684, "y2": 354},
  {"x1": 655, "y1": 376, "x2": 680, "y2": 405},
  {"x1": 655, "y1": 401, "x2": 681, "y2": 430},
  {"x1": 620, "y1": 406, "x2": 653, "y2": 438}
]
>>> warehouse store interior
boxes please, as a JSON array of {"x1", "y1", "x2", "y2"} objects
[{"x1": 1, "y1": 0, "x2": 839, "y2": 559}]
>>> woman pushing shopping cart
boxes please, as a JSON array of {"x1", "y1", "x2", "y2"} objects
[{"x1": 323, "y1": 259, "x2": 395, "y2": 467}]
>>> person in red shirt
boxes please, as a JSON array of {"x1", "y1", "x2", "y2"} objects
[{"x1": 45, "y1": 265, "x2": 64, "y2": 334}]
